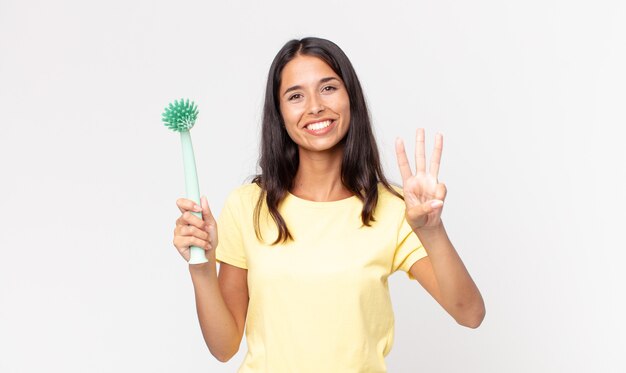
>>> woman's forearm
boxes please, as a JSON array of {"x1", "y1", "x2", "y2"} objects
[
  {"x1": 189, "y1": 261, "x2": 242, "y2": 362},
  {"x1": 414, "y1": 224, "x2": 485, "y2": 328}
]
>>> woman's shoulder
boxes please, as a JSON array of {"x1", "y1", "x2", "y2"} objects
[
  {"x1": 376, "y1": 182, "x2": 405, "y2": 204},
  {"x1": 371, "y1": 182, "x2": 406, "y2": 219},
  {"x1": 231, "y1": 182, "x2": 262, "y2": 196},
  {"x1": 224, "y1": 182, "x2": 263, "y2": 208}
]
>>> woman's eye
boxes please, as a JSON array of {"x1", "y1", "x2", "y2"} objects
[
  {"x1": 322, "y1": 86, "x2": 337, "y2": 92},
  {"x1": 288, "y1": 93, "x2": 303, "y2": 101}
]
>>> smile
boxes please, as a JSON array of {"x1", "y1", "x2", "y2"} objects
[{"x1": 304, "y1": 119, "x2": 333, "y2": 132}]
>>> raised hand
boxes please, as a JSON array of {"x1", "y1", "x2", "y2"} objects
[
  {"x1": 173, "y1": 196, "x2": 219, "y2": 263},
  {"x1": 395, "y1": 128, "x2": 447, "y2": 231}
]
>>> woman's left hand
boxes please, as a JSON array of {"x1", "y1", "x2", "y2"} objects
[{"x1": 395, "y1": 128, "x2": 447, "y2": 231}]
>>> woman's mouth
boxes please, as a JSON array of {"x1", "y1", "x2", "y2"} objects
[{"x1": 304, "y1": 119, "x2": 336, "y2": 135}]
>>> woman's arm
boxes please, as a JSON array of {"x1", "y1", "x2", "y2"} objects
[
  {"x1": 189, "y1": 261, "x2": 249, "y2": 362},
  {"x1": 408, "y1": 226, "x2": 485, "y2": 328},
  {"x1": 396, "y1": 129, "x2": 485, "y2": 328},
  {"x1": 177, "y1": 196, "x2": 249, "y2": 362}
]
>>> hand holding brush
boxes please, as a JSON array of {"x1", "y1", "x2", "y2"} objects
[{"x1": 162, "y1": 99, "x2": 213, "y2": 264}]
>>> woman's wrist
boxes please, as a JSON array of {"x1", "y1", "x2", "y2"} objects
[
  {"x1": 413, "y1": 223, "x2": 450, "y2": 250},
  {"x1": 412, "y1": 221, "x2": 445, "y2": 237},
  {"x1": 188, "y1": 259, "x2": 217, "y2": 276}
]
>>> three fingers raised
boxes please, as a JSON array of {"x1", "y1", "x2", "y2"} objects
[{"x1": 395, "y1": 129, "x2": 444, "y2": 181}]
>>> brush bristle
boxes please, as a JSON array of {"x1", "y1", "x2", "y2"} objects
[{"x1": 162, "y1": 99, "x2": 199, "y2": 132}]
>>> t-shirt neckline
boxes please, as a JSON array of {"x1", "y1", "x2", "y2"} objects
[{"x1": 284, "y1": 191, "x2": 360, "y2": 208}]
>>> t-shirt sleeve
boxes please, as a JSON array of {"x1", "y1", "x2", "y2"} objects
[
  {"x1": 391, "y1": 215, "x2": 428, "y2": 280},
  {"x1": 215, "y1": 190, "x2": 248, "y2": 269}
]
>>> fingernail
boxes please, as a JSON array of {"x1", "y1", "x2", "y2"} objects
[
  {"x1": 194, "y1": 205, "x2": 202, "y2": 211},
  {"x1": 430, "y1": 200, "x2": 443, "y2": 208}
]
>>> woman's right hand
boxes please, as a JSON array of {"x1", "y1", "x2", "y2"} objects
[{"x1": 173, "y1": 196, "x2": 219, "y2": 263}]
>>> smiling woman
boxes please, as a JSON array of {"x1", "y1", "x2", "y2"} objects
[
  {"x1": 279, "y1": 57, "x2": 350, "y2": 151},
  {"x1": 171, "y1": 37, "x2": 485, "y2": 373},
  {"x1": 252, "y1": 38, "x2": 398, "y2": 243},
  {"x1": 279, "y1": 55, "x2": 352, "y2": 194}
]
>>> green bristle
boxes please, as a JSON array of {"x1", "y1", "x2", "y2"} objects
[{"x1": 162, "y1": 98, "x2": 199, "y2": 132}]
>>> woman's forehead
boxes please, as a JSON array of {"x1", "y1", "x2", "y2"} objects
[{"x1": 280, "y1": 55, "x2": 341, "y2": 88}]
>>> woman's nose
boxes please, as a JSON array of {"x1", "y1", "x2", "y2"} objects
[{"x1": 307, "y1": 95, "x2": 325, "y2": 115}]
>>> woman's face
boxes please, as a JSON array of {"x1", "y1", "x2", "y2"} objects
[{"x1": 278, "y1": 55, "x2": 351, "y2": 154}]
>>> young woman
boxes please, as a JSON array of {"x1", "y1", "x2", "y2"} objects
[{"x1": 172, "y1": 37, "x2": 485, "y2": 372}]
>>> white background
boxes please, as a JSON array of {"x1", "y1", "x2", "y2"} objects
[{"x1": 1, "y1": 0, "x2": 625, "y2": 372}]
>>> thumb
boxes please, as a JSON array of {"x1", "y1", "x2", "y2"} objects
[
  {"x1": 406, "y1": 200, "x2": 443, "y2": 222},
  {"x1": 429, "y1": 199, "x2": 444, "y2": 210},
  {"x1": 200, "y1": 195, "x2": 216, "y2": 223}
]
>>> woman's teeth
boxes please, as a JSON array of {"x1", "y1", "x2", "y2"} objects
[{"x1": 306, "y1": 120, "x2": 332, "y2": 131}]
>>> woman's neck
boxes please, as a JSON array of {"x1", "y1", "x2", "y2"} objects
[{"x1": 291, "y1": 147, "x2": 352, "y2": 202}]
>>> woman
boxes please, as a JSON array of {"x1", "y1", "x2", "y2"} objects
[{"x1": 172, "y1": 37, "x2": 485, "y2": 372}]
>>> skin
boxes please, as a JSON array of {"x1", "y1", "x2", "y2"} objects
[{"x1": 173, "y1": 54, "x2": 485, "y2": 362}]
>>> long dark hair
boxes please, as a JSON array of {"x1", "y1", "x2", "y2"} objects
[{"x1": 253, "y1": 37, "x2": 401, "y2": 244}]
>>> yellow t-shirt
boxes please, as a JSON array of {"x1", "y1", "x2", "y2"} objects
[{"x1": 216, "y1": 183, "x2": 427, "y2": 373}]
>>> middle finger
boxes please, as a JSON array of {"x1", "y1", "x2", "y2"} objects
[
  {"x1": 415, "y1": 128, "x2": 426, "y2": 174},
  {"x1": 182, "y1": 224, "x2": 209, "y2": 241},
  {"x1": 181, "y1": 211, "x2": 205, "y2": 229}
]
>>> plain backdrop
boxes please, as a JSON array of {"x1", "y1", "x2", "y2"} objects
[{"x1": 1, "y1": 0, "x2": 625, "y2": 372}]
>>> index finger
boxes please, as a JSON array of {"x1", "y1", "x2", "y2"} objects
[
  {"x1": 395, "y1": 138, "x2": 413, "y2": 183},
  {"x1": 176, "y1": 198, "x2": 202, "y2": 214}
]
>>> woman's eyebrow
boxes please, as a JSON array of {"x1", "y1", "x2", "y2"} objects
[
  {"x1": 320, "y1": 77, "x2": 340, "y2": 84},
  {"x1": 283, "y1": 77, "x2": 341, "y2": 96},
  {"x1": 283, "y1": 85, "x2": 302, "y2": 96}
]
